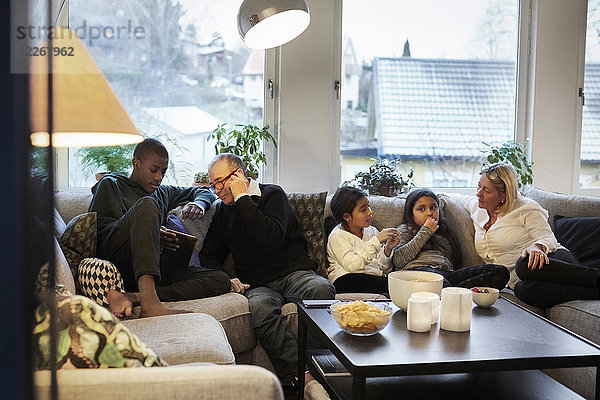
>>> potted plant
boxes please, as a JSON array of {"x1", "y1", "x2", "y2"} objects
[
  {"x1": 75, "y1": 144, "x2": 136, "y2": 180},
  {"x1": 193, "y1": 171, "x2": 210, "y2": 186},
  {"x1": 208, "y1": 123, "x2": 277, "y2": 179},
  {"x1": 345, "y1": 158, "x2": 415, "y2": 197},
  {"x1": 482, "y1": 140, "x2": 533, "y2": 190},
  {"x1": 75, "y1": 132, "x2": 191, "y2": 184}
]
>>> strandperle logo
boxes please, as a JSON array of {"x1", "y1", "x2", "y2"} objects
[{"x1": 15, "y1": 20, "x2": 146, "y2": 46}]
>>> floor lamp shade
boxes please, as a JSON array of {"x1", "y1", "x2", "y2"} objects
[
  {"x1": 30, "y1": 27, "x2": 143, "y2": 147},
  {"x1": 237, "y1": 0, "x2": 310, "y2": 49}
]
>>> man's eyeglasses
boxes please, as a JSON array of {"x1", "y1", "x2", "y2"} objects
[
  {"x1": 481, "y1": 164, "x2": 504, "y2": 184},
  {"x1": 209, "y1": 169, "x2": 238, "y2": 192}
]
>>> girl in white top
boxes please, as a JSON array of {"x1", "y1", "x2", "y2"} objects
[
  {"x1": 449, "y1": 162, "x2": 599, "y2": 308},
  {"x1": 326, "y1": 186, "x2": 400, "y2": 294}
]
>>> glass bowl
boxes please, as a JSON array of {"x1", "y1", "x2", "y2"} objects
[{"x1": 330, "y1": 300, "x2": 393, "y2": 336}]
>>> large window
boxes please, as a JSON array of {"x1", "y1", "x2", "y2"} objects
[
  {"x1": 67, "y1": 0, "x2": 264, "y2": 187},
  {"x1": 341, "y1": 0, "x2": 520, "y2": 188},
  {"x1": 581, "y1": 0, "x2": 600, "y2": 188}
]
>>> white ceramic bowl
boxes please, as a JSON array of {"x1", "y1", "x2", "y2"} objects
[
  {"x1": 471, "y1": 287, "x2": 500, "y2": 308},
  {"x1": 330, "y1": 301, "x2": 393, "y2": 336},
  {"x1": 388, "y1": 271, "x2": 444, "y2": 310}
]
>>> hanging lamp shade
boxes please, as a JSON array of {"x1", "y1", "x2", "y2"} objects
[
  {"x1": 30, "y1": 27, "x2": 143, "y2": 147},
  {"x1": 237, "y1": 0, "x2": 310, "y2": 49}
]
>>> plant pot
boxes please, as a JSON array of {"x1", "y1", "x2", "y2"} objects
[
  {"x1": 95, "y1": 171, "x2": 109, "y2": 181},
  {"x1": 377, "y1": 187, "x2": 395, "y2": 197}
]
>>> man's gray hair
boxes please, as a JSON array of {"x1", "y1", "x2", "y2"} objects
[{"x1": 208, "y1": 153, "x2": 247, "y2": 176}]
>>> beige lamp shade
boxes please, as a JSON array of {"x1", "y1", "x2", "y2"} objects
[{"x1": 30, "y1": 27, "x2": 143, "y2": 147}]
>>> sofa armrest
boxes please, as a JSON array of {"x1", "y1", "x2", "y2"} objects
[{"x1": 35, "y1": 364, "x2": 283, "y2": 400}]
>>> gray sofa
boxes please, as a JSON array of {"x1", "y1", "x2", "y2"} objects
[
  {"x1": 333, "y1": 186, "x2": 599, "y2": 399},
  {"x1": 38, "y1": 190, "x2": 287, "y2": 400},
  {"x1": 47, "y1": 186, "x2": 599, "y2": 399}
]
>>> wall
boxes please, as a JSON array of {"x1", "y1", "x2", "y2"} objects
[
  {"x1": 271, "y1": 0, "x2": 342, "y2": 193},
  {"x1": 528, "y1": 0, "x2": 589, "y2": 194}
]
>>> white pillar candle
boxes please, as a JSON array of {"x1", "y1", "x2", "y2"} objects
[
  {"x1": 407, "y1": 297, "x2": 432, "y2": 332},
  {"x1": 440, "y1": 287, "x2": 473, "y2": 332},
  {"x1": 410, "y1": 291, "x2": 440, "y2": 325}
]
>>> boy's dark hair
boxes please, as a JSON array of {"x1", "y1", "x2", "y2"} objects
[
  {"x1": 330, "y1": 186, "x2": 368, "y2": 229},
  {"x1": 403, "y1": 188, "x2": 462, "y2": 266},
  {"x1": 133, "y1": 138, "x2": 168, "y2": 161}
]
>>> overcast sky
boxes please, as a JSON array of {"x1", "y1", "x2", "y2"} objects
[
  {"x1": 343, "y1": 0, "x2": 491, "y2": 62},
  {"x1": 178, "y1": 0, "x2": 600, "y2": 64}
]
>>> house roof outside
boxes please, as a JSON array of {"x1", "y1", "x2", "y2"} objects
[
  {"x1": 363, "y1": 57, "x2": 600, "y2": 162},
  {"x1": 582, "y1": 63, "x2": 600, "y2": 162},
  {"x1": 142, "y1": 106, "x2": 223, "y2": 135}
]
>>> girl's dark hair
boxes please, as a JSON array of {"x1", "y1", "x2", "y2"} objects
[
  {"x1": 403, "y1": 188, "x2": 462, "y2": 267},
  {"x1": 330, "y1": 186, "x2": 368, "y2": 229}
]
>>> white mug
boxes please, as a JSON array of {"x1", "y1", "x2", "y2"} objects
[
  {"x1": 407, "y1": 297, "x2": 432, "y2": 332},
  {"x1": 440, "y1": 287, "x2": 473, "y2": 332},
  {"x1": 410, "y1": 291, "x2": 440, "y2": 325}
]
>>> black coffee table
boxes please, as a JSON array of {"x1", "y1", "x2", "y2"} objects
[{"x1": 297, "y1": 298, "x2": 600, "y2": 400}]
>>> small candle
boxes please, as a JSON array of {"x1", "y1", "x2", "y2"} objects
[
  {"x1": 440, "y1": 287, "x2": 473, "y2": 332},
  {"x1": 411, "y1": 291, "x2": 440, "y2": 324},
  {"x1": 407, "y1": 297, "x2": 432, "y2": 332}
]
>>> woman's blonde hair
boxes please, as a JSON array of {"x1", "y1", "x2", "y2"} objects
[{"x1": 480, "y1": 162, "x2": 519, "y2": 215}]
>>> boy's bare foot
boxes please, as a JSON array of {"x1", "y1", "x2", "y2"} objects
[
  {"x1": 107, "y1": 290, "x2": 139, "y2": 318},
  {"x1": 136, "y1": 274, "x2": 191, "y2": 317},
  {"x1": 107, "y1": 290, "x2": 132, "y2": 318},
  {"x1": 139, "y1": 302, "x2": 192, "y2": 318}
]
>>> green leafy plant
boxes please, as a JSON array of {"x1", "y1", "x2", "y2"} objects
[
  {"x1": 208, "y1": 123, "x2": 277, "y2": 179},
  {"x1": 75, "y1": 131, "x2": 191, "y2": 184},
  {"x1": 482, "y1": 140, "x2": 533, "y2": 189},
  {"x1": 193, "y1": 170, "x2": 209, "y2": 184},
  {"x1": 345, "y1": 158, "x2": 415, "y2": 197},
  {"x1": 76, "y1": 145, "x2": 135, "y2": 177}
]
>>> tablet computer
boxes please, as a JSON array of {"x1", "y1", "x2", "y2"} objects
[{"x1": 160, "y1": 230, "x2": 198, "y2": 266}]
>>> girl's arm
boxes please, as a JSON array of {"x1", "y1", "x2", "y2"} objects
[
  {"x1": 392, "y1": 224, "x2": 434, "y2": 269},
  {"x1": 327, "y1": 230, "x2": 382, "y2": 274},
  {"x1": 375, "y1": 228, "x2": 401, "y2": 274}
]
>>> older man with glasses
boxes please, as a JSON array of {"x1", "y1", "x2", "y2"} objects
[{"x1": 200, "y1": 153, "x2": 335, "y2": 392}]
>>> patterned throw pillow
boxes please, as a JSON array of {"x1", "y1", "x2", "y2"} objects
[
  {"x1": 59, "y1": 212, "x2": 97, "y2": 289},
  {"x1": 32, "y1": 294, "x2": 163, "y2": 369},
  {"x1": 288, "y1": 192, "x2": 328, "y2": 277},
  {"x1": 78, "y1": 258, "x2": 126, "y2": 307}
]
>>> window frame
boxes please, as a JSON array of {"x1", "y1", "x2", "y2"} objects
[{"x1": 56, "y1": 0, "x2": 600, "y2": 197}]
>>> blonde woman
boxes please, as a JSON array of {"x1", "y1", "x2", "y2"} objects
[{"x1": 448, "y1": 162, "x2": 599, "y2": 308}]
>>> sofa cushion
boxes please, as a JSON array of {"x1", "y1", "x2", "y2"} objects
[
  {"x1": 139, "y1": 293, "x2": 257, "y2": 356},
  {"x1": 525, "y1": 187, "x2": 600, "y2": 230},
  {"x1": 547, "y1": 300, "x2": 600, "y2": 345},
  {"x1": 545, "y1": 300, "x2": 600, "y2": 400},
  {"x1": 33, "y1": 294, "x2": 162, "y2": 369},
  {"x1": 288, "y1": 192, "x2": 328, "y2": 277},
  {"x1": 554, "y1": 216, "x2": 600, "y2": 268},
  {"x1": 122, "y1": 312, "x2": 235, "y2": 366},
  {"x1": 35, "y1": 364, "x2": 284, "y2": 400},
  {"x1": 36, "y1": 237, "x2": 78, "y2": 296},
  {"x1": 438, "y1": 194, "x2": 485, "y2": 268},
  {"x1": 55, "y1": 237, "x2": 77, "y2": 294},
  {"x1": 59, "y1": 212, "x2": 97, "y2": 289},
  {"x1": 54, "y1": 208, "x2": 67, "y2": 238},
  {"x1": 54, "y1": 191, "x2": 94, "y2": 226},
  {"x1": 176, "y1": 198, "x2": 219, "y2": 253},
  {"x1": 78, "y1": 257, "x2": 125, "y2": 307}
]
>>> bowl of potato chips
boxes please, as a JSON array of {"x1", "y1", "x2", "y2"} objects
[{"x1": 330, "y1": 300, "x2": 393, "y2": 336}]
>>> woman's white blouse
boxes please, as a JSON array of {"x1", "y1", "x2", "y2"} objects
[
  {"x1": 449, "y1": 194, "x2": 561, "y2": 288},
  {"x1": 326, "y1": 224, "x2": 392, "y2": 283}
]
